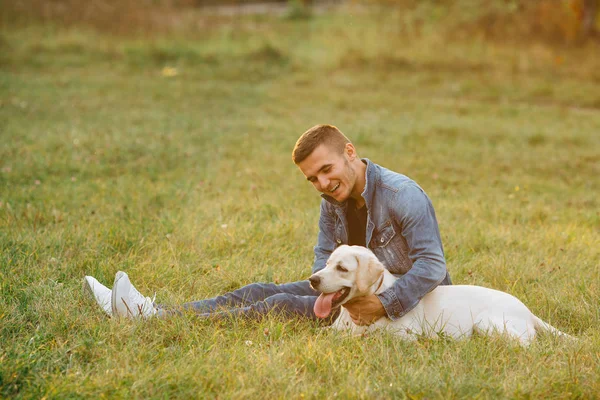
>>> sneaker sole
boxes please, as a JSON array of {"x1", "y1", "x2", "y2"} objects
[
  {"x1": 111, "y1": 271, "x2": 127, "y2": 317},
  {"x1": 83, "y1": 276, "x2": 112, "y2": 317}
]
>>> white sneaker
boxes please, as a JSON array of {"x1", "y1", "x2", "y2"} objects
[
  {"x1": 111, "y1": 271, "x2": 157, "y2": 319},
  {"x1": 83, "y1": 276, "x2": 113, "y2": 317}
]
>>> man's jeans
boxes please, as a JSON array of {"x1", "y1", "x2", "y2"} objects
[{"x1": 159, "y1": 280, "x2": 338, "y2": 323}]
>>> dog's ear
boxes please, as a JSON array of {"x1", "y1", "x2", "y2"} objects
[{"x1": 355, "y1": 253, "x2": 385, "y2": 294}]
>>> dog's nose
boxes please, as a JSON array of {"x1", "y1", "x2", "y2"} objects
[{"x1": 309, "y1": 275, "x2": 321, "y2": 290}]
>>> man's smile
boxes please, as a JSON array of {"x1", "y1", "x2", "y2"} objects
[{"x1": 329, "y1": 183, "x2": 340, "y2": 193}]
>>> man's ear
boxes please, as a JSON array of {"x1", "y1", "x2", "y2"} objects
[
  {"x1": 355, "y1": 253, "x2": 384, "y2": 293},
  {"x1": 344, "y1": 143, "x2": 357, "y2": 162}
]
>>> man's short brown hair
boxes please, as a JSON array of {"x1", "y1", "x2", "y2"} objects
[{"x1": 292, "y1": 124, "x2": 351, "y2": 164}]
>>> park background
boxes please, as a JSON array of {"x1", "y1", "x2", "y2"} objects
[{"x1": 1, "y1": 0, "x2": 599, "y2": 398}]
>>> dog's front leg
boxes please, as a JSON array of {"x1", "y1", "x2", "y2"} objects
[
  {"x1": 331, "y1": 308, "x2": 353, "y2": 330},
  {"x1": 330, "y1": 308, "x2": 369, "y2": 336}
]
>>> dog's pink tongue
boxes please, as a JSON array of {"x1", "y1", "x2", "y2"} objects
[{"x1": 314, "y1": 292, "x2": 336, "y2": 319}]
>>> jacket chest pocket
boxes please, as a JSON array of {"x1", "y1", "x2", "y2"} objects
[
  {"x1": 334, "y1": 220, "x2": 345, "y2": 247},
  {"x1": 370, "y1": 222, "x2": 412, "y2": 274}
]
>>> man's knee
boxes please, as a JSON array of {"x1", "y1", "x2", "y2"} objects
[{"x1": 235, "y1": 282, "x2": 277, "y2": 299}]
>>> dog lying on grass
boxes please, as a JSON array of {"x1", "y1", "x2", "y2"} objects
[{"x1": 309, "y1": 245, "x2": 573, "y2": 346}]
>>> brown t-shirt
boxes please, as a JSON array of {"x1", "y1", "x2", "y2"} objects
[{"x1": 346, "y1": 198, "x2": 367, "y2": 247}]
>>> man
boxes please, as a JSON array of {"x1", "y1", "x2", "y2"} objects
[{"x1": 84, "y1": 124, "x2": 451, "y2": 325}]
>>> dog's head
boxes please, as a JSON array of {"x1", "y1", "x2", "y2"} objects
[{"x1": 309, "y1": 245, "x2": 385, "y2": 319}]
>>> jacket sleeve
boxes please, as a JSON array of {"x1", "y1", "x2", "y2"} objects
[
  {"x1": 312, "y1": 200, "x2": 338, "y2": 274},
  {"x1": 376, "y1": 183, "x2": 448, "y2": 320}
]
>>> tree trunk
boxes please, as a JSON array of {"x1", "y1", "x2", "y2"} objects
[{"x1": 582, "y1": 0, "x2": 598, "y2": 36}]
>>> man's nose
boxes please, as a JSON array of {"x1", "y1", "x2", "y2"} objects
[
  {"x1": 309, "y1": 275, "x2": 321, "y2": 290},
  {"x1": 317, "y1": 175, "x2": 329, "y2": 191}
]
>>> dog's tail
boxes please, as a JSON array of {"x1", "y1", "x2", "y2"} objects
[{"x1": 533, "y1": 315, "x2": 576, "y2": 342}]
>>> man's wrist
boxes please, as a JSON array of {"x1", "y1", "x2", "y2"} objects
[{"x1": 376, "y1": 291, "x2": 401, "y2": 320}]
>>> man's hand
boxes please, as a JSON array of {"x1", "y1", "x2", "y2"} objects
[{"x1": 344, "y1": 295, "x2": 387, "y2": 326}]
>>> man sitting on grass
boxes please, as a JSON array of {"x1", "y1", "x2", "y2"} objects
[{"x1": 84, "y1": 124, "x2": 452, "y2": 326}]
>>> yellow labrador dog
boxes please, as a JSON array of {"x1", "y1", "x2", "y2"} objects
[{"x1": 309, "y1": 245, "x2": 572, "y2": 345}]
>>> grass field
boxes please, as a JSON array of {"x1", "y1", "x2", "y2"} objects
[{"x1": 1, "y1": 4, "x2": 600, "y2": 398}]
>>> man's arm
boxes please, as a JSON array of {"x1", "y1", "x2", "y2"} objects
[
  {"x1": 375, "y1": 183, "x2": 448, "y2": 320},
  {"x1": 312, "y1": 200, "x2": 338, "y2": 274}
]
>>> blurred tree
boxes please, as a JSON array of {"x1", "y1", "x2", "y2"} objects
[
  {"x1": 286, "y1": 0, "x2": 312, "y2": 18},
  {"x1": 582, "y1": 0, "x2": 598, "y2": 36}
]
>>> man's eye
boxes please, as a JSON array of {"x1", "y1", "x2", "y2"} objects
[{"x1": 336, "y1": 265, "x2": 347, "y2": 272}]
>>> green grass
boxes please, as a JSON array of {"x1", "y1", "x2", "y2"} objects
[{"x1": 1, "y1": 6, "x2": 600, "y2": 399}]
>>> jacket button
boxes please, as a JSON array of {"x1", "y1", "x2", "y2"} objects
[{"x1": 380, "y1": 237, "x2": 384, "y2": 243}]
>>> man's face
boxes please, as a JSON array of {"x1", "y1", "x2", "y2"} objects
[{"x1": 297, "y1": 143, "x2": 357, "y2": 203}]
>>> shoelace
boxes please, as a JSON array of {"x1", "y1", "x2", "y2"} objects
[{"x1": 142, "y1": 293, "x2": 157, "y2": 316}]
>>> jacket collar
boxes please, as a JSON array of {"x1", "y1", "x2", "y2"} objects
[{"x1": 320, "y1": 158, "x2": 377, "y2": 210}]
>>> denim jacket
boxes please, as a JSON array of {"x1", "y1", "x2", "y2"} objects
[{"x1": 312, "y1": 159, "x2": 452, "y2": 320}]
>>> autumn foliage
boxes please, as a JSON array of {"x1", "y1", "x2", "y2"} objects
[{"x1": 1, "y1": 0, "x2": 598, "y2": 41}]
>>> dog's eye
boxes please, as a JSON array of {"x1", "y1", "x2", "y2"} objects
[{"x1": 336, "y1": 264, "x2": 348, "y2": 272}]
